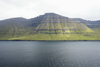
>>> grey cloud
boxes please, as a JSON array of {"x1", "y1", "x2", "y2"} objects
[{"x1": 0, "y1": 0, "x2": 100, "y2": 20}]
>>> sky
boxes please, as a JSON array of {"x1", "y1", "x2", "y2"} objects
[{"x1": 0, "y1": 0, "x2": 100, "y2": 20}]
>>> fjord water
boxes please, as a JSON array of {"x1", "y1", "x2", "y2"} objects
[{"x1": 0, "y1": 41, "x2": 100, "y2": 67}]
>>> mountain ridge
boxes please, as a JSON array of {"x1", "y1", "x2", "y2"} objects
[{"x1": 0, "y1": 13, "x2": 100, "y2": 40}]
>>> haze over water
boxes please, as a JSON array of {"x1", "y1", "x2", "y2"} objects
[{"x1": 0, "y1": 41, "x2": 100, "y2": 67}]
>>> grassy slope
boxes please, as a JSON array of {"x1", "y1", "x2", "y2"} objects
[
  {"x1": 8, "y1": 28, "x2": 99, "y2": 41},
  {"x1": 1, "y1": 26, "x2": 99, "y2": 40},
  {"x1": 8, "y1": 24, "x2": 100, "y2": 40},
  {"x1": 0, "y1": 23, "x2": 36, "y2": 40},
  {"x1": 8, "y1": 33, "x2": 98, "y2": 40},
  {"x1": 0, "y1": 21, "x2": 97, "y2": 40}
]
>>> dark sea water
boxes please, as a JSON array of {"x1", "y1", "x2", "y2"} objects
[{"x1": 0, "y1": 41, "x2": 100, "y2": 67}]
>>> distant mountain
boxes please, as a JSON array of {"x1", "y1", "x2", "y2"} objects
[
  {"x1": 0, "y1": 13, "x2": 100, "y2": 40},
  {"x1": 72, "y1": 18, "x2": 90, "y2": 25},
  {"x1": 73, "y1": 18, "x2": 100, "y2": 29}
]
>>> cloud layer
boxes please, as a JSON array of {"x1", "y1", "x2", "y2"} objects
[{"x1": 0, "y1": 0, "x2": 100, "y2": 20}]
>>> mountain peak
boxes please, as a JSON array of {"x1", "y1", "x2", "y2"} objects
[
  {"x1": 45, "y1": 13, "x2": 56, "y2": 15},
  {"x1": 43, "y1": 13, "x2": 69, "y2": 19},
  {"x1": 44, "y1": 13, "x2": 60, "y2": 17}
]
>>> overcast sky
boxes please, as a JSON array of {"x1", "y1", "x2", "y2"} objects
[{"x1": 0, "y1": 0, "x2": 100, "y2": 20}]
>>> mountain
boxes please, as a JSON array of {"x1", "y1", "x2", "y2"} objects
[
  {"x1": 72, "y1": 18, "x2": 90, "y2": 25},
  {"x1": 35, "y1": 13, "x2": 92, "y2": 34},
  {"x1": 0, "y1": 13, "x2": 100, "y2": 40},
  {"x1": 73, "y1": 18, "x2": 100, "y2": 29},
  {"x1": 73, "y1": 18, "x2": 100, "y2": 25}
]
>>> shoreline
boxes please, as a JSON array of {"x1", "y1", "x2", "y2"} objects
[{"x1": 0, "y1": 40, "x2": 100, "y2": 41}]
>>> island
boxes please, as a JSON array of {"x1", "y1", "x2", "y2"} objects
[{"x1": 0, "y1": 13, "x2": 100, "y2": 40}]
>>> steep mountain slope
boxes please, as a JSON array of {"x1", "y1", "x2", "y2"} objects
[
  {"x1": 0, "y1": 13, "x2": 96, "y2": 40},
  {"x1": 35, "y1": 13, "x2": 92, "y2": 34}
]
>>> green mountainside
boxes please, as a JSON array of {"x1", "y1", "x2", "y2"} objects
[{"x1": 0, "y1": 13, "x2": 100, "y2": 40}]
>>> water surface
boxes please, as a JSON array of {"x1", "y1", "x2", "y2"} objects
[{"x1": 0, "y1": 41, "x2": 100, "y2": 67}]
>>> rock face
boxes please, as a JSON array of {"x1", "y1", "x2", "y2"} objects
[{"x1": 35, "y1": 13, "x2": 91, "y2": 34}]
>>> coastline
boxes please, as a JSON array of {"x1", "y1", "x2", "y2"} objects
[{"x1": 0, "y1": 40, "x2": 100, "y2": 41}]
